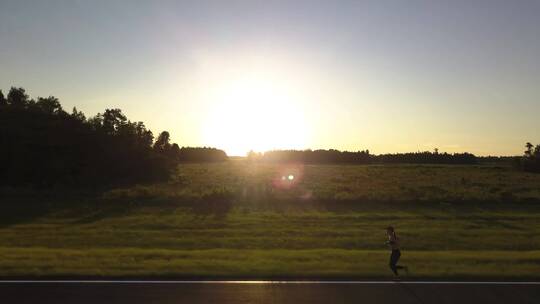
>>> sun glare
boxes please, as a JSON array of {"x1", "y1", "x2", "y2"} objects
[{"x1": 202, "y1": 76, "x2": 309, "y2": 156}]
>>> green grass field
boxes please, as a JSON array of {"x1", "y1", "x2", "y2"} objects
[{"x1": 1, "y1": 161, "x2": 540, "y2": 279}]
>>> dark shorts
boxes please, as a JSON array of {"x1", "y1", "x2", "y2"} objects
[{"x1": 390, "y1": 249, "x2": 401, "y2": 266}]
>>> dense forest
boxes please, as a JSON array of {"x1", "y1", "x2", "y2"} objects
[
  {"x1": 0, "y1": 87, "x2": 227, "y2": 188},
  {"x1": 249, "y1": 149, "x2": 478, "y2": 164}
]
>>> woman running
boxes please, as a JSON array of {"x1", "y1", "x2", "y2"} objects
[{"x1": 386, "y1": 226, "x2": 408, "y2": 278}]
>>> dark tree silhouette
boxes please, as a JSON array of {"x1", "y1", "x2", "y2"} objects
[
  {"x1": 525, "y1": 142, "x2": 534, "y2": 157},
  {"x1": 257, "y1": 149, "x2": 477, "y2": 165},
  {"x1": 375, "y1": 151, "x2": 476, "y2": 164},
  {"x1": 154, "y1": 131, "x2": 172, "y2": 153},
  {"x1": 102, "y1": 108, "x2": 127, "y2": 135},
  {"x1": 36, "y1": 96, "x2": 63, "y2": 114},
  {"x1": 0, "y1": 86, "x2": 228, "y2": 188},
  {"x1": 521, "y1": 142, "x2": 540, "y2": 173},
  {"x1": 0, "y1": 90, "x2": 6, "y2": 107},
  {"x1": 71, "y1": 107, "x2": 86, "y2": 122},
  {"x1": 170, "y1": 143, "x2": 181, "y2": 159},
  {"x1": 261, "y1": 149, "x2": 372, "y2": 164},
  {"x1": 178, "y1": 147, "x2": 228, "y2": 162},
  {"x1": 7, "y1": 87, "x2": 29, "y2": 108}
]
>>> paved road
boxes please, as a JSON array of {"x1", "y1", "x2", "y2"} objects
[{"x1": 1, "y1": 281, "x2": 539, "y2": 304}]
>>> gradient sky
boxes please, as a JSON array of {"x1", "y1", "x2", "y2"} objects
[{"x1": 1, "y1": 0, "x2": 539, "y2": 156}]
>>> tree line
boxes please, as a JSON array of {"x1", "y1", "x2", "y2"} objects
[
  {"x1": 248, "y1": 149, "x2": 478, "y2": 164},
  {"x1": 0, "y1": 87, "x2": 227, "y2": 188},
  {"x1": 2, "y1": 86, "x2": 535, "y2": 189}
]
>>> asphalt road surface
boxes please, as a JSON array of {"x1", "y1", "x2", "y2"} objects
[{"x1": 1, "y1": 281, "x2": 539, "y2": 304}]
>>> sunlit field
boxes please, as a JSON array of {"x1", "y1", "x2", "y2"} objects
[{"x1": 1, "y1": 161, "x2": 540, "y2": 279}]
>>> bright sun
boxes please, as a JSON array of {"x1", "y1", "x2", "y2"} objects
[{"x1": 202, "y1": 76, "x2": 309, "y2": 156}]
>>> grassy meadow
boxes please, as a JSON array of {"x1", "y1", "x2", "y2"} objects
[{"x1": 1, "y1": 161, "x2": 540, "y2": 279}]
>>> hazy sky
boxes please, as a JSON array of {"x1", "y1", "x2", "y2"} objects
[{"x1": 1, "y1": 0, "x2": 539, "y2": 156}]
